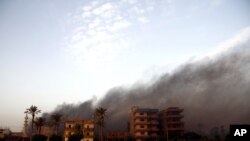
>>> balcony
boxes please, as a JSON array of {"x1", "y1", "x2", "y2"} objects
[
  {"x1": 166, "y1": 108, "x2": 183, "y2": 112},
  {"x1": 84, "y1": 135, "x2": 94, "y2": 138},
  {"x1": 149, "y1": 128, "x2": 159, "y2": 132},
  {"x1": 134, "y1": 128, "x2": 149, "y2": 132},
  {"x1": 166, "y1": 121, "x2": 184, "y2": 125},
  {"x1": 134, "y1": 114, "x2": 147, "y2": 119},
  {"x1": 165, "y1": 115, "x2": 184, "y2": 119},
  {"x1": 134, "y1": 121, "x2": 148, "y2": 125},
  {"x1": 164, "y1": 127, "x2": 184, "y2": 131},
  {"x1": 147, "y1": 115, "x2": 158, "y2": 119},
  {"x1": 83, "y1": 128, "x2": 94, "y2": 131},
  {"x1": 148, "y1": 121, "x2": 159, "y2": 125}
]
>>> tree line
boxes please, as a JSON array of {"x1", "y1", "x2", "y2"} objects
[{"x1": 25, "y1": 105, "x2": 107, "y2": 141}]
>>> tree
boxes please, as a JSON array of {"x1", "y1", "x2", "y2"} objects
[
  {"x1": 94, "y1": 107, "x2": 107, "y2": 141},
  {"x1": 50, "y1": 113, "x2": 62, "y2": 135},
  {"x1": 25, "y1": 105, "x2": 41, "y2": 134},
  {"x1": 49, "y1": 134, "x2": 62, "y2": 141},
  {"x1": 32, "y1": 134, "x2": 47, "y2": 141},
  {"x1": 34, "y1": 117, "x2": 45, "y2": 134}
]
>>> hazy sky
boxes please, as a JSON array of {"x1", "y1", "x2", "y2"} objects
[{"x1": 0, "y1": 0, "x2": 249, "y2": 131}]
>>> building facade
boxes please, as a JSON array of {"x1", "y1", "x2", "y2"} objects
[
  {"x1": 160, "y1": 107, "x2": 184, "y2": 139},
  {"x1": 64, "y1": 119, "x2": 94, "y2": 141},
  {"x1": 129, "y1": 106, "x2": 184, "y2": 141},
  {"x1": 130, "y1": 106, "x2": 160, "y2": 141},
  {"x1": 107, "y1": 131, "x2": 129, "y2": 141}
]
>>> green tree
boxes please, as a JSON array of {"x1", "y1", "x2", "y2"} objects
[
  {"x1": 25, "y1": 105, "x2": 41, "y2": 134},
  {"x1": 94, "y1": 107, "x2": 107, "y2": 141},
  {"x1": 50, "y1": 113, "x2": 62, "y2": 135}
]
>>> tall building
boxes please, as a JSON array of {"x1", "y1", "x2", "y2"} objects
[
  {"x1": 130, "y1": 106, "x2": 160, "y2": 141},
  {"x1": 64, "y1": 118, "x2": 94, "y2": 141},
  {"x1": 160, "y1": 107, "x2": 184, "y2": 139}
]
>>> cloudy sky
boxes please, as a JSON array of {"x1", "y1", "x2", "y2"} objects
[{"x1": 0, "y1": 0, "x2": 249, "y2": 131}]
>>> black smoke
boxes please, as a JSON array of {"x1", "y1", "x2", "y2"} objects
[{"x1": 46, "y1": 34, "x2": 250, "y2": 135}]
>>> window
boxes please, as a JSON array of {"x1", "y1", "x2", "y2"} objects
[{"x1": 140, "y1": 125, "x2": 144, "y2": 128}]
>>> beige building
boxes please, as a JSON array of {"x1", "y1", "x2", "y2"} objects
[
  {"x1": 64, "y1": 119, "x2": 94, "y2": 141},
  {"x1": 130, "y1": 106, "x2": 160, "y2": 141}
]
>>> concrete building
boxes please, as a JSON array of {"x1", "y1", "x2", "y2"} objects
[
  {"x1": 129, "y1": 106, "x2": 184, "y2": 140},
  {"x1": 160, "y1": 107, "x2": 184, "y2": 139},
  {"x1": 64, "y1": 119, "x2": 94, "y2": 141},
  {"x1": 130, "y1": 106, "x2": 160, "y2": 141},
  {"x1": 107, "y1": 131, "x2": 129, "y2": 141},
  {"x1": 40, "y1": 126, "x2": 53, "y2": 139}
]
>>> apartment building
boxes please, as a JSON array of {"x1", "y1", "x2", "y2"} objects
[
  {"x1": 107, "y1": 131, "x2": 129, "y2": 141},
  {"x1": 160, "y1": 107, "x2": 184, "y2": 139},
  {"x1": 64, "y1": 118, "x2": 94, "y2": 141},
  {"x1": 130, "y1": 106, "x2": 160, "y2": 141},
  {"x1": 129, "y1": 106, "x2": 184, "y2": 140}
]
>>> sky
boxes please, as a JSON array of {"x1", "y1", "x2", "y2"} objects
[{"x1": 0, "y1": 0, "x2": 249, "y2": 131}]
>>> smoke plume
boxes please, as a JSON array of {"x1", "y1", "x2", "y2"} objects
[{"x1": 46, "y1": 28, "x2": 250, "y2": 134}]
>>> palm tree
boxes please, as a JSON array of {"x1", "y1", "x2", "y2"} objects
[
  {"x1": 50, "y1": 113, "x2": 62, "y2": 135},
  {"x1": 25, "y1": 105, "x2": 41, "y2": 134},
  {"x1": 34, "y1": 117, "x2": 45, "y2": 134},
  {"x1": 94, "y1": 107, "x2": 107, "y2": 141}
]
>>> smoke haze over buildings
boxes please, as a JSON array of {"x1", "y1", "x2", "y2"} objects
[{"x1": 45, "y1": 28, "x2": 250, "y2": 134}]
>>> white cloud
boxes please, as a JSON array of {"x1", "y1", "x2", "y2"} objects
[
  {"x1": 122, "y1": 0, "x2": 138, "y2": 4},
  {"x1": 130, "y1": 6, "x2": 145, "y2": 14},
  {"x1": 109, "y1": 20, "x2": 132, "y2": 32},
  {"x1": 138, "y1": 17, "x2": 149, "y2": 23},
  {"x1": 93, "y1": 3, "x2": 113, "y2": 15},
  {"x1": 82, "y1": 5, "x2": 92, "y2": 12},
  {"x1": 82, "y1": 11, "x2": 92, "y2": 18},
  {"x1": 67, "y1": 0, "x2": 159, "y2": 71}
]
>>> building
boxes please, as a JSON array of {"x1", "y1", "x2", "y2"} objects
[
  {"x1": 40, "y1": 126, "x2": 53, "y2": 139},
  {"x1": 107, "y1": 131, "x2": 129, "y2": 141},
  {"x1": 130, "y1": 106, "x2": 160, "y2": 141},
  {"x1": 64, "y1": 119, "x2": 94, "y2": 141},
  {"x1": 0, "y1": 128, "x2": 11, "y2": 139},
  {"x1": 160, "y1": 107, "x2": 184, "y2": 139},
  {"x1": 129, "y1": 106, "x2": 184, "y2": 140}
]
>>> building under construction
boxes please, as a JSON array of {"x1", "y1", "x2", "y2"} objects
[{"x1": 129, "y1": 106, "x2": 184, "y2": 141}]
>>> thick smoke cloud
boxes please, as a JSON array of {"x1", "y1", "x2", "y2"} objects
[{"x1": 47, "y1": 30, "x2": 250, "y2": 134}]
